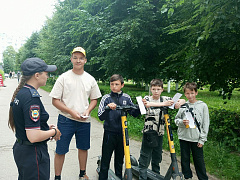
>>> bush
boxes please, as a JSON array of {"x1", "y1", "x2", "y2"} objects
[
  {"x1": 169, "y1": 107, "x2": 240, "y2": 152},
  {"x1": 208, "y1": 107, "x2": 240, "y2": 151},
  {"x1": 47, "y1": 76, "x2": 58, "y2": 86}
]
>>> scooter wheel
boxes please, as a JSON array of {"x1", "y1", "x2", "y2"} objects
[{"x1": 130, "y1": 155, "x2": 138, "y2": 166}]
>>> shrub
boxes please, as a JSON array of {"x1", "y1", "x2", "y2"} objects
[
  {"x1": 47, "y1": 76, "x2": 58, "y2": 86},
  {"x1": 208, "y1": 107, "x2": 240, "y2": 151}
]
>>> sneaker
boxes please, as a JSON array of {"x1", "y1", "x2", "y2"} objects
[{"x1": 79, "y1": 174, "x2": 89, "y2": 180}]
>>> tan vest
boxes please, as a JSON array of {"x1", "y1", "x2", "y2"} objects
[{"x1": 143, "y1": 96, "x2": 165, "y2": 136}]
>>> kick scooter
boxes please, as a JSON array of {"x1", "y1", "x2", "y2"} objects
[
  {"x1": 130, "y1": 106, "x2": 183, "y2": 180},
  {"x1": 96, "y1": 105, "x2": 139, "y2": 180}
]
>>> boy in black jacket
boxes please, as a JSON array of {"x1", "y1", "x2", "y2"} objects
[{"x1": 98, "y1": 74, "x2": 140, "y2": 180}]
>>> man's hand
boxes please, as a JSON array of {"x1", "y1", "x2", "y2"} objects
[
  {"x1": 80, "y1": 110, "x2": 90, "y2": 121},
  {"x1": 69, "y1": 110, "x2": 81, "y2": 120}
]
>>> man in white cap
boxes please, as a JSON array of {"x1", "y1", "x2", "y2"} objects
[{"x1": 50, "y1": 47, "x2": 102, "y2": 180}]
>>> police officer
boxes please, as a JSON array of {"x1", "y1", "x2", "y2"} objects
[{"x1": 8, "y1": 57, "x2": 61, "y2": 180}]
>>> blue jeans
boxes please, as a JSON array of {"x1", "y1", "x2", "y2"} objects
[{"x1": 138, "y1": 135, "x2": 163, "y2": 180}]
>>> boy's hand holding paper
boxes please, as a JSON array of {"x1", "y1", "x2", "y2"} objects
[
  {"x1": 184, "y1": 111, "x2": 196, "y2": 128},
  {"x1": 169, "y1": 93, "x2": 182, "y2": 109}
]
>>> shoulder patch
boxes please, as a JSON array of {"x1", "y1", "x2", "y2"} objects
[
  {"x1": 30, "y1": 105, "x2": 40, "y2": 122},
  {"x1": 29, "y1": 89, "x2": 41, "y2": 97}
]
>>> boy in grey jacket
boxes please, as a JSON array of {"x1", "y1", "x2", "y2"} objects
[{"x1": 175, "y1": 82, "x2": 209, "y2": 180}]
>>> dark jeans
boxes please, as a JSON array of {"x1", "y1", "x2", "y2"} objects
[
  {"x1": 99, "y1": 131, "x2": 124, "y2": 180},
  {"x1": 180, "y1": 139, "x2": 208, "y2": 180},
  {"x1": 138, "y1": 135, "x2": 163, "y2": 180}
]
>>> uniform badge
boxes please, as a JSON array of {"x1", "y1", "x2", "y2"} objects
[{"x1": 30, "y1": 105, "x2": 40, "y2": 122}]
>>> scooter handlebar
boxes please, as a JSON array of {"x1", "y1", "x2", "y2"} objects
[
  {"x1": 105, "y1": 105, "x2": 139, "y2": 111},
  {"x1": 150, "y1": 103, "x2": 188, "y2": 110},
  {"x1": 150, "y1": 106, "x2": 168, "y2": 111}
]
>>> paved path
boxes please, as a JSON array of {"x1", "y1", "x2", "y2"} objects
[{"x1": 0, "y1": 78, "x2": 218, "y2": 180}]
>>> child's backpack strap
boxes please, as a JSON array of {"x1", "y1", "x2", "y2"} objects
[
  {"x1": 157, "y1": 96, "x2": 164, "y2": 132},
  {"x1": 185, "y1": 103, "x2": 201, "y2": 133}
]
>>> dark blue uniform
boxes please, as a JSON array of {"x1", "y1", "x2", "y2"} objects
[{"x1": 12, "y1": 84, "x2": 50, "y2": 180}]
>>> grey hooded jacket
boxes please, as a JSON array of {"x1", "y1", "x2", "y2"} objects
[{"x1": 174, "y1": 100, "x2": 210, "y2": 145}]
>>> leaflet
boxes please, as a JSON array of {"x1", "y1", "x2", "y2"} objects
[
  {"x1": 184, "y1": 111, "x2": 196, "y2": 128},
  {"x1": 136, "y1": 96, "x2": 146, "y2": 115},
  {"x1": 169, "y1": 93, "x2": 182, "y2": 109},
  {"x1": 81, "y1": 115, "x2": 89, "y2": 118}
]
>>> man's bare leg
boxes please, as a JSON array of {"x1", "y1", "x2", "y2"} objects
[
  {"x1": 78, "y1": 149, "x2": 88, "y2": 179},
  {"x1": 55, "y1": 153, "x2": 65, "y2": 176}
]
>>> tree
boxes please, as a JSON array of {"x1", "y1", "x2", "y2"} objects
[
  {"x1": 15, "y1": 0, "x2": 240, "y2": 98},
  {"x1": 15, "y1": 32, "x2": 40, "y2": 71},
  {"x1": 161, "y1": 0, "x2": 240, "y2": 99},
  {"x1": 3, "y1": 46, "x2": 16, "y2": 73},
  {"x1": 89, "y1": 0, "x2": 173, "y2": 83}
]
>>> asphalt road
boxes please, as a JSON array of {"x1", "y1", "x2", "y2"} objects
[{"x1": 0, "y1": 78, "x2": 218, "y2": 180}]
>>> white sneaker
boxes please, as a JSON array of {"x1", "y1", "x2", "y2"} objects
[{"x1": 79, "y1": 174, "x2": 89, "y2": 180}]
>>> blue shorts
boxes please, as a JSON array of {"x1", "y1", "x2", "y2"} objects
[{"x1": 56, "y1": 114, "x2": 91, "y2": 155}]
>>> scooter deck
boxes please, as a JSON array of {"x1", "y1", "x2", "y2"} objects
[
  {"x1": 96, "y1": 164, "x2": 121, "y2": 180},
  {"x1": 108, "y1": 169, "x2": 121, "y2": 180},
  {"x1": 132, "y1": 165, "x2": 165, "y2": 180}
]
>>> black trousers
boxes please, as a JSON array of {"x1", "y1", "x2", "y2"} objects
[
  {"x1": 13, "y1": 141, "x2": 50, "y2": 180},
  {"x1": 138, "y1": 135, "x2": 163, "y2": 180},
  {"x1": 180, "y1": 139, "x2": 208, "y2": 180},
  {"x1": 99, "y1": 131, "x2": 124, "y2": 180}
]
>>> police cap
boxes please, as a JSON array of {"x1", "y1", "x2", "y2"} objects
[{"x1": 21, "y1": 58, "x2": 57, "y2": 76}]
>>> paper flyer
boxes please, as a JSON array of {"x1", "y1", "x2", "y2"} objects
[
  {"x1": 184, "y1": 111, "x2": 196, "y2": 128},
  {"x1": 136, "y1": 96, "x2": 146, "y2": 115},
  {"x1": 169, "y1": 93, "x2": 182, "y2": 109}
]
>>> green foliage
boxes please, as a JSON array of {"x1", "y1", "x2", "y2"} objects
[
  {"x1": 15, "y1": 32, "x2": 40, "y2": 72},
  {"x1": 204, "y1": 141, "x2": 240, "y2": 180},
  {"x1": 127, "y1": 115, "x2": 144, "y2": 141},
  {"x1": 3, "y1": 46, "x2": 16, "y2": 73},
  {"x1": 41, "y1": 76, "x2": 57, "y2": 92},
  {"x1": 13, "y1": 0, "x2": 239, "y2": 100},
  {"x1": 47, "y1": 76, "x2": 58, "y2": 86},
  {"x1": 162, "y1": 0, "x2": 240, "y2": 99},
  {"x1": 209, "y1": 107, "x2": 240, "y2": 151}
]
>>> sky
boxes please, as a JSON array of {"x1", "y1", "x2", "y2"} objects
[{"x1": 0, "y1": 0, "x2": 58, "y2": 39}]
